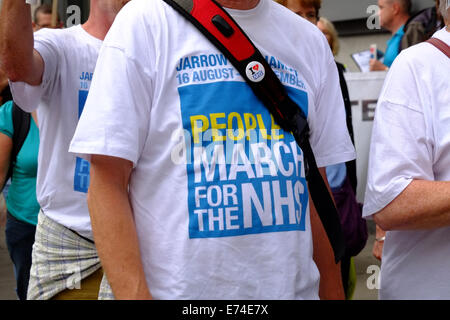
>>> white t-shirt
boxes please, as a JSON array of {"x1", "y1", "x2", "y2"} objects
[
  {"x1": 10, "y1": 25, "x2": 102, "y2": 239},
  {"x1": 70, "y1": 0, "x2": 355, "y2": 299},
  {"x1": 363, "y1": 28, "x2": 450, "y2": 299}
]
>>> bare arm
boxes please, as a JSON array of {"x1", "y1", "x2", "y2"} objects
[
  {"x1": 311, "y1": 167, "x2": 345, "y2": 300},
  {"x1": 0, "y1": 131, "x2": 12, "y2": 228},
  {"x1": 0, "y1": 0, "x2": 44, "y2": 84},
  {"x1": 374, "y1": 180, "x2": 450, "y2": 231},
  {"x1": 0, "y1": 132, "x2": 12, "y2": 190},
  {"x1": 88, "y1": 155, "x2": 152, "y2": 300}
]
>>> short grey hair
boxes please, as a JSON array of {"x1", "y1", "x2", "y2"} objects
[
  {"x1": 397, "y1": 0, "x2": 412, "y2": 15},
  {"x1": 388, "y1": 0, "x2": 412, "y2": 15},
  {"x1": 440, "y1": 0, "x2": 449, "y2": 20}
]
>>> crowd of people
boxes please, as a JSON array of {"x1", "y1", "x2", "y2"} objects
[{"x1": 0, "y1": 0, "x2": 448, "y2": 300}]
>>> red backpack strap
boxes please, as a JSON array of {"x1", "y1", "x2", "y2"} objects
[{"x1": 426, "y1": 38, "x2": 450, "y2": 58}]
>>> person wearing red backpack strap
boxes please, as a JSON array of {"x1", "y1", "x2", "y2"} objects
[
  {"x1": 69, "y1": 0, "x2": 356, "y2": 300},
  {"x1": 363, "y1": 0, "x2": 450, "y2": 300}
]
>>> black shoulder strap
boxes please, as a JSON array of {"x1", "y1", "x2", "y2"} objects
[
  {"x1": 163, "y1": 0, "x2": 345, "y2": 263},
  {"x1": 8, "y1": 103, "x2": 31, "y2": 182}
]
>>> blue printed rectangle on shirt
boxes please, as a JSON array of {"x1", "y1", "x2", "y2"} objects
[{"x1": 178, "y1": 81, "x2": 310, "y2": 239}]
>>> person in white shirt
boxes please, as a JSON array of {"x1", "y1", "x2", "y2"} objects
[
  {"x1": 0, "y1": 0, "x2": 129, "y2": 300},
  {"x1": 363, "y1": 0, "x2": 450, "y2": 300},
  {"x1": 70, "y1": 0, "x2": 356, "y2": 300}
]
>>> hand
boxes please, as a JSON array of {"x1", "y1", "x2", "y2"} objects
[
  {"x1": 372, "y1": 238, "x2": 384, "y2": 261},
  {"x1": 369, "y1": 59, "x2": 388, "y2": 72}
]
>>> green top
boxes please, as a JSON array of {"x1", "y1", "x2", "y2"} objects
[{"x1": 0, "y1": 101, "x2": 40, "y2": 225}]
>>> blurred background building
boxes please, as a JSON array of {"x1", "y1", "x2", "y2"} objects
[
  {"x1": 27, "y1": 0, "x2": 436, "y2": 71},
  {"x1": 321, "y1": 0, "x2": 436, "y2": 71},
  {"x1": 10, "y1": 0, "x2": 433, "y2": 71},
  {"x1": 29, "y1": 0, "x2": 90, "y2": 26}
]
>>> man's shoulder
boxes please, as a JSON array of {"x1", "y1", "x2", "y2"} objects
[
  {"x1": 34, "y1": 25, "x2": 79, "y2": 40},
  {"x1": 34, "y1": 25, "x2": 102, "y2": 55},
  {"x1": 399, "y1": 32, "x2": 448, "y2": 64},
  {"x1": 388, "y1": 43, "x2": 427, "y2": 76},
  {"x1": 34, "y1": 25, "x2": 82, "y2": 47}
]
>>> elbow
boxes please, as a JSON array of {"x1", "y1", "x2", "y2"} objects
[
  {"x1": 373, "y1": 209, "x2": 397, "y2": 231},
  {"x1": 373, "y1": 212, "x2": 390, "y2": 231},
  {"x1": 0, "y1": 50, "x2": 30, "y2": 83},
  {"x1": 1, "y1": 60, "x2": 26, "y2": 83},
  {"x1": 1, "y1": 61, "x2": 22, "y2": 83},
  {"x1": 4, "y1": 71, "x2": 22, "y2": 83}
]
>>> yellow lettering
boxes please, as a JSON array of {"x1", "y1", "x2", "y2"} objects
[
  {"x1": 190, "y1": 115, "x2": 209, "y2": 144},
  {"x1": 256, "y1": 114, "x2": 271, "y2": 140},
  {"x1": 190, "y1": 112, "x2": 282, "y2": 143},
  {"x1": 270, "y1": 114, "x2": 284, "y2": 140},
  {"x1": 210, "y1": 113, "x2": 226, "y2": 141}
]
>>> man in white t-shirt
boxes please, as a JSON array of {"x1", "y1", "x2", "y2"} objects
[
  {"x1": 70, "y1": 0, "x2": 356, "y2": 300},
  {"x1": 0, "y1": 0, "x2": 129, "y2": 299},
  {"x1": 363, "y1": 0, "x2": 450, "y2": 300}
]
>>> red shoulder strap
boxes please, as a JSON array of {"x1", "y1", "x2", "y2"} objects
[{"x1": 426, "y1": 38, "x2": 450, "y2": 59}]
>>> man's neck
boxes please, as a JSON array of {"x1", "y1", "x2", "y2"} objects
[
  {"x1": 216, "y1": 0, "x2": 260, "y2": 10},
  {"x1": 389, "y1": 15, "x2": 409, "y2": 34},
  {"x1": 81, "y1": 4, "x2": 118, "y2": 40}
]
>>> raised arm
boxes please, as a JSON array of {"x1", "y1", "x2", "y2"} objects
[
  {"x1": 0, "y1": 0, "x2": 44, "y2": 85},
  {"x1": 88, "y1": 154, "x2": 152, "y2": 300}
]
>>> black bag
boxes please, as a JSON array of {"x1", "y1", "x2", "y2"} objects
[
  {"x1": 1, "y1": 102, "x2": 31, "y2": 191},
  {"x1": 332, "y1": 176, "x2": 368, "y2": 257}
]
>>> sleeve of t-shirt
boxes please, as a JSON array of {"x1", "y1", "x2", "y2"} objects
[
  {"x1": 69, "y1": 6, "x2": 154, "y2": 166},
  {"x1": 69, "y1": 46, "x2": 152, "y2": 166},
  {"x1": 0, "y1": 101, "x2": 14, "y2": 138},
  {"x1": 362, "y1": 51, "x2": 430, "y2": 218},
  {"x1": 9, "y1": 29, "x2": 60, "y2": 112},
  {"x1": 307, "y1": 37, "x2": 356, "y2": 168},
  {"x1": 326, "y1": 162, "x2": 347, "y2": 190}
]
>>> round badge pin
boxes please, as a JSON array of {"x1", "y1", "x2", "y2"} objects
[{"x1": 245, "y1": 61, "x2": 265, "y2": 82}]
